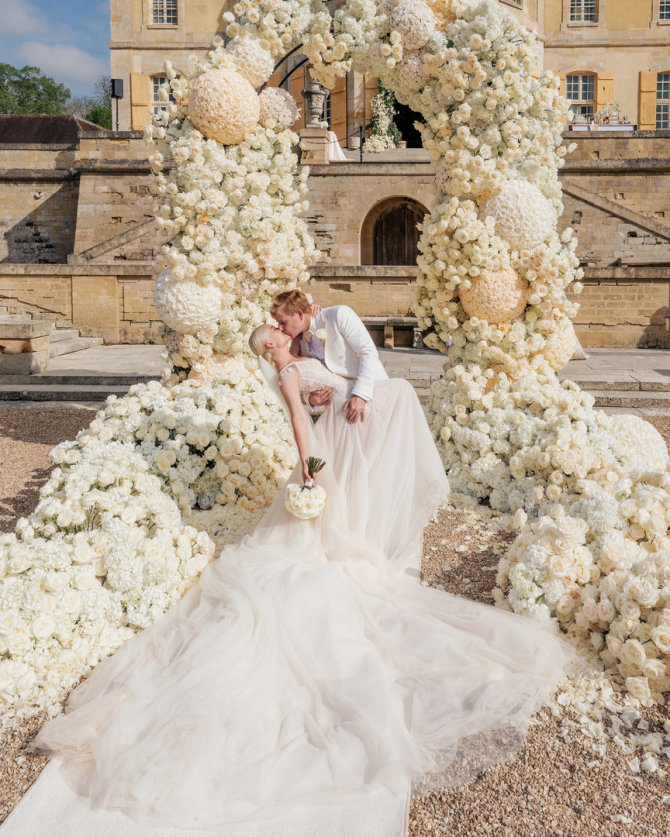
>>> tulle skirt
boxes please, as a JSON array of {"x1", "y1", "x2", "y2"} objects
[{"x1": 12, "y1": 379, "x2": 575, "y2": 834}]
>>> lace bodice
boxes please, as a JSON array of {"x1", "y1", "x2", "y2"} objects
[{"x1": 278, "y1": 358, "x2": 351, "y2": 397}]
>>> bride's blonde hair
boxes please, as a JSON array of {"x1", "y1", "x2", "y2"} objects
[{"x1": 248, "y1": 325, "x2": 274, "y2": 361}]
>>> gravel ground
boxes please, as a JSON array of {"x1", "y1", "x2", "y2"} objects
[{"x1": 1, "y1": 406, "x2": 669, "y2": 833}]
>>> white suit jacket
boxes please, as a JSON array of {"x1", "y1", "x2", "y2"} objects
[{"x1": 306, "y1": 305, "x2": 388, "y2": 402}]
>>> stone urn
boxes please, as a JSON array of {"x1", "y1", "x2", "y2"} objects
[{"x1": 302, "y1": 75, "x2": 329, "y2": 127}]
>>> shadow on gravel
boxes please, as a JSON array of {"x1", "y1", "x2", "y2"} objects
[{"x1": 0, "y1": 465, "x2": 52, "y2": 533}]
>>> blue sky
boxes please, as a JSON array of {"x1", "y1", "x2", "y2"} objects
[{"x1": 0, "y1": 0, "x2": 111, "y2": 97}]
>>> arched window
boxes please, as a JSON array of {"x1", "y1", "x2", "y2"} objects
[
  {"x1": 361, "y1": 198, "x2": 427, "y2": 266},
  {"x1": 566, "y1": 72, "x2": 596, "y2": 118}
]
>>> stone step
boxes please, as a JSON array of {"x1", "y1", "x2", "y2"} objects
[
  {"x1": 563, "y1": 376, "x2": 670, "y2": 393},
  {"x1": 49, "y1": 328, "x2": 80, "y2": 343},
  {"x1": 411, "y1": 383, "x2": 670, "y2": 410},
  {"x1": 0, "y1": 373, "x2": 158, "y2": 386},
  {"x1": 48, "y1": 336, "x2": 104, "y2": 359},
  {"x1": 587, "y1": 389, "x2": 670, "y2": 408},
  {"x1": 0, "y1": 385, "x2": 129, "y2": 402}
]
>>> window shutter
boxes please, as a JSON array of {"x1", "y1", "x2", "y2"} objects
[
  {"x1": 595, "y1": 71, "x2": 614, "y2": 112},
  {"x1": 329, "y1": 74, "x2": 347, "y2": 143},
  {"x1": 557, "y1": 72, "x2": 567, "y2": 98},
  {"x1": 638, "y1": 70, "x2": 658, "y2": 130},
  {"x1": 130, "y1": 73, "x2": 150, "y2": 131},
  {"x1": 290, "y1": 64, "x2": 306, "y2": 131}
]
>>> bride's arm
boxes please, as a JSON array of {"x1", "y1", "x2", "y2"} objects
[{"x1": 279, "y1": 368, "x2": 312, "y2": 483}]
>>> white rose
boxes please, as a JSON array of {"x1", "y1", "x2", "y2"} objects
[
  {"x1": 619, "y1": 639, "x2": 647, "y2": 669},
  {"x1": 596, "y1": 598, "x2": 615, "y2": 623},
  {"x1": 555, "y1": 593, "x2": 577, "y2": 619},
  {"x1": 31, "y1": 615, "x2": 56, "y2": 640},
  {"x1": 651, "y1": 625, "x2": 670, "y2": 655}
]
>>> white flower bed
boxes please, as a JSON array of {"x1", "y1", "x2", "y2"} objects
[{"x1": 0, "y1": 439, "x2": 215, "y2": 717}]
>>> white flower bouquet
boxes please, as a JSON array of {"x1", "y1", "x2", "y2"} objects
[{"x1": 285, "y1": 457, "x2": 327, "y2": 520}]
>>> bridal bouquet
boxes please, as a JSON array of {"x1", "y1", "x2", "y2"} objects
[{"x1": 285, "y1": 457, "x2": 327, "y2": 520}]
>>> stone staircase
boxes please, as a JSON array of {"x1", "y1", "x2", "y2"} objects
[
  {"x1": 0, "y1": 345, "x2": 668, "y2": 414},
  {"x1": 48, "y1": 327, "x2": 103, "y2": 359}
]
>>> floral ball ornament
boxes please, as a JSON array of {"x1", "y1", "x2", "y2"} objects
[
  {"x1": 393, "y1": 52, "x2": 428, "y2": 91},
  {"x1": 606, "y1": 414, "x2": 669, "y2": 471},
  {"x1": 459, "y1": 266, "x2": 528, "y2": 323},
  {"x1": 187, "y1": 68, "x2": 260, "y2": 145},
  {"x1": 153, "y1": 270, "x2": 223, "y2": 336},
  {"x1": 225, "y1": 34, "x2": 275, "y2": 88},
  {"x1": 390, "y1": 0, "x2": 437, "y2": 51},
  {"x1": 258, "y1": 87, "x2": 300, "y2": 130},
  {"x1": 483, "y1": 181, "x2": 556, "y2": 252}
]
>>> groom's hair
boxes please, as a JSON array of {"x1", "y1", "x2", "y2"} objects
[{"x1": 271, "y1": 290, "x2": 310, "y2": 318}]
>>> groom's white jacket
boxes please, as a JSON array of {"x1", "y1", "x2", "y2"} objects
[{"x1": 309, "y1": 305, "x2": 388, "y2": 402}]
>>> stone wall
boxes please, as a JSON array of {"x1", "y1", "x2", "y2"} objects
[
  {"x1": 0, "y1": 130, "x2": 668, "y2": 348},
  {"x1": 0, "y1": 265, "x2": 161, "y2": 345},
  {"x1": 305, "y1": 160, "x2": 436, "y2": 264}
]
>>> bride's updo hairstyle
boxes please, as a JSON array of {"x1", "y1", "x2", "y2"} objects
[{"x1": 248, "y1": 325, "x2": 274, "y2": 361}]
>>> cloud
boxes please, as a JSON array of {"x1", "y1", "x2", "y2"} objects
[
  {"x1": 4, "y1": 0, "x2": 48, "y2": 35},
  {"x1": 17, "y1": 41, "x2": 108, "y2": 87}
]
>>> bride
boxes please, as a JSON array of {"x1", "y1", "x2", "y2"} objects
[{"x1": 2, "y1": 325, "x2": 575, "y2": 837}]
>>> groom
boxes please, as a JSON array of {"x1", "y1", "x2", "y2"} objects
[{"x1": 271, "y1": 290, "x2": 388, "y2": 423}]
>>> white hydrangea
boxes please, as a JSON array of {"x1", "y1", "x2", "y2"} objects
[
  {"x1": 393, "y1": 51, "x2": 428, "y2": 91},
  {"x1": 153, "y1": 270, "x2": 223, "y2": 336},
  {"x1": 604, "y1": 414, "x2": 669, "y2": 472},
  {"x1": 390, "y1": 0, "x2": 437, "y2": 51},
  {"x1": 225, "y1": 34, "x2": 275, "y2": 87},
  {"x1": 483, "y1": 181, "x2": 556, "y2": 252},
  {"x1": 187, "y1": 68, "x2": 260, "y2": 145},
  {"x1": 258, "y1": 87, "x2": 300, "y2": 129}
]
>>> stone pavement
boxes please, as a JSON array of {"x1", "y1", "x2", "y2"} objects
[{"x1": 0, "y1": 345, "x2": 668, "y2": 414}]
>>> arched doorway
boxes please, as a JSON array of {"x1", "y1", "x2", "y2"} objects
[{"x1": 361, "y1": 197, "x2": 427, "y2": 266}]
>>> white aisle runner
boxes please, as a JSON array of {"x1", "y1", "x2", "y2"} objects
[{"x1": 2, "y1": 761, "x2": 411, "y2": 837}]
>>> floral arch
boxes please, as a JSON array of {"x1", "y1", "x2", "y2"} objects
[{"x1": 2, "y1": 2, "x2": 670, "y2": 760}]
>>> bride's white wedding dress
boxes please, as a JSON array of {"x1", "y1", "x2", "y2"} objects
[{"x1": 2, "y1": 360, "x2": 575, "y2": 837}]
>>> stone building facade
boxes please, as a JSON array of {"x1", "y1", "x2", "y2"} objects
[
  {"x1": 1, "y1": 116, "x2": 668, "y2": 348},
  {"x1": 110, "y1": 1, "x2": 670, "y2": 138}
]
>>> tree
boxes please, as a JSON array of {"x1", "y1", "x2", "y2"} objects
[
  {"x1": 85, "y1": 104, "x2": 113, "y2": 129},
  {"x1": 85, "y1": 74, "x2": 112, "y2": 129},
  {"x1": 92, "y1": 74, "x2": 112, "y2": 110},
  {"x1": 0, "y1": 63, "x2": 71, "y2": 115}
]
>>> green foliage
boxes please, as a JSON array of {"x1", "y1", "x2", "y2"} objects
[
  {"x1": 85, "y1": 105, "x2": 113, "y2": 129},
  {"x1": 0, "y1": 63, "x2": 71, "y2": 115},
  {"x1": 366, "y1": 79, "x2": 402, "y2": 144}
]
